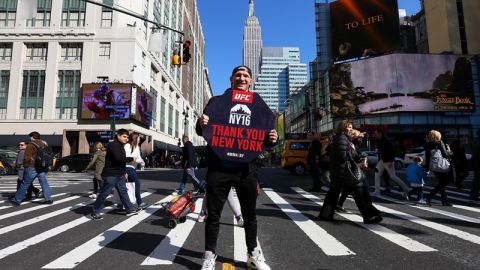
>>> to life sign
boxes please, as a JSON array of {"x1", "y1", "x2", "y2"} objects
[{"x1": 202, "y1": 89, "x2": 275, "y2": 163}]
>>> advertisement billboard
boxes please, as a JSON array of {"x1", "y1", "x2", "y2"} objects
[
  {"x1": 330, "y1": 0, "x2": 401, "y2": 62},
  {"x1": 80, "y1": 83, "x2": 132, "y2": 120},
  {"x1": 132, "y1": 87, "x2": 153, "y2": 126},
  {"x1": 329, "y1": 54, "x2": 475, "y2": 117}
]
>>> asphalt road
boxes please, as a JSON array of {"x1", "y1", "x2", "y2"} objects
[{"x1": 0, "y1": 167, "x2": 479, "y2": 270}]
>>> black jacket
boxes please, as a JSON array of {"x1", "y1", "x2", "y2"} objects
[
  {"x1": 377, "y1": 137, "x2": 396, "y2": 162},
  {"x1": 330, "y1": 133, "x2": 359, "y2": 187},
  {"x1": 102, "y1": 140, "x2": 134, "y2": 177},
  {"x1": 424, "y1": 140, "x2": 449, "y2": 172},
  {"x1": 307, "y1": 139, "x2": 322, "y2": 165},
  {"x1": 182, "y1": 141, "x2": 198, "y2": 168},
  {"x1": 196, "y1": 92, "x2": 276, "y2": 173}
]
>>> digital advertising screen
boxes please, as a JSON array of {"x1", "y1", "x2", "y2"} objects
[
  {"x1": 80, "y1": 83, "x2": 132, "y2": 120},
  {"x1": 132, "y1": 87, "x2": 153, "y2": 126},
  {"x1": 330, "y1": 0, "x2": 401, "y2": 62},
  {"x1": 329, "y1": 54, "x2": 475, "y2": 117}
]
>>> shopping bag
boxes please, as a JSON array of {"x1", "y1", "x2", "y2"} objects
[{"x1": 114, "y1": 182, "x2": 136, "y2": 205}]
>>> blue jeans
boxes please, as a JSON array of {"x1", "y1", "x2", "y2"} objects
[
  {"x1": 15, "y1": 167, "x2": 52, "y2": 203},
  {"x1": 126, "y1": 167, "x2": 142, "y2": 205},
  {"x1": 470, "y1": 170, "x2": 480, "y2": 200},
  {"x1": 178, "y1": 167, "x2": 201, "y2": 195},
  {"x1": 92, "y1": 175, "x2": 134, "y2": 214}
]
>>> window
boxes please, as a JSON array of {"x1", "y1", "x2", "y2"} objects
[
  {"x1": 168, "y1": 104, "x2": 173, "y2": 135},
  {"x1": 151, "y1": 65, "x2": 158, "y2": 81},
  {"x1": 25, "y1": 43, "x2": 48, "y2": 61},
  {"x1": 100, "y1": 0, "x2": 113, "y2": 27},
  {"x1": 26, "y1": 0, "x2": 52, "y2": 27},
  {"x1": 61, "y1": 0, "x2": 86, "y2": 27},
  {"x1": 99, "y1": 42, "x2": 111, "y2": 58},
  {"x1": 0, "y1": 43, "x2": 12, "y2": 61},
  {"x1": 160, "y1": 97, "x2": 166, "y2": 132},
  {"x1": 175, "y1": 109, "x2": 179, "y2": 138},
  {"x1": 0, "y1": 70, "x2": 9, "y2": 109},
  {"x1": 150, "y1": 87, "x2": 157, "y2": 128},
  {"x1": 60, "y1": 43, "x2": 82, "y2": 61},
  {"x1": 20, "y1": 70, "x2": 45, "y2": 120},
  {"x1": 0, "y1": 0, "x2": 16, "y2": 27}
]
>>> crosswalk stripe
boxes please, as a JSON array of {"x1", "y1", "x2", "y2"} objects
[
  {"x1": 0, "y1": 193, "x2": 71, "y2": 220},
  {"x1": 292, "y1": 187, "x2": 436, "y2": 252},
  {"x1": 423, "y1": 185, "x2": 470, "y2": 198},
  {"x1": 233, "y1": 216, "x2": 248, "y2": 262},
  {"x1": 262, "y1": 188, "x2": 355, "y2": 256},
  {"x1": 141, "y1": 197, "x2": 203, "y2": 265},
  {"x1": 0, "y1": 193, "x2": 67, "y2": 207},
  {"x1": 43, "y1": 194, "x2": 173, "y2": 269},
  {"x1": 372, "y1": 203, "x2": 480, "y2": 245}
]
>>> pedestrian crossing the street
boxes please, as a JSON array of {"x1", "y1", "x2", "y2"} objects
[{"x1": 0, "y1": 181, "x2": 479, "y2": 269}]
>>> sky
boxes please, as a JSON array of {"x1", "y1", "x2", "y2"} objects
[{"x1": 197, "y1": 0, "x2": 422, "y2": 96}]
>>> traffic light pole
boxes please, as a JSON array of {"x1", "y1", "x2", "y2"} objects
[{"x1": 82, "y1": 0, "x2": 184, "y2": 36}]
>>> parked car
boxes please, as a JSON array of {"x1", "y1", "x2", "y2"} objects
[
  {"x1": 403, "y1": 147, "x2": 472, "y2": 166},
  {"x1": 0, "y1": 150, "x2": 18, "y2": 175},
  {"x1": 54, "y1": 154, "x2": 93, "y2": 172},
  {"x1": 361, "y1": 150, "x2": 404, "y2": 170}
]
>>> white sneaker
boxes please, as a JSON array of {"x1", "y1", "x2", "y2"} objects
[
  {"x1": 201, "y1": 251, "x2": 216, "y2": 270},
  {"x1": 247, "y1": 247, "x2": 271, "y2": 270},
  {"x1": 197, "y1": 213, "x2": 206, "y2": 223},
  {"x1": 236, "y1": 215, "x2": 244, "y2": 227},
  {"x1": 417, "y1": 198, "x2": 427, "y2": 204},
  {"x1": 89, "y1": 194, "x2": 97, "y2": 199}
]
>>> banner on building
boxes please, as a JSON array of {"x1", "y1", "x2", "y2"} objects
[
  {"x1": 202, "y1": 90, "x2": 275, "y2": 163},
  {"x1": 80, "y1": 83, "x2": 132, "y2": 120},
  {"x1": 330, "y1": 0, "x2": 400, "y2": 62},
  {"x1": 329, "y1": 53, "x2": 475, "y2": 117}
]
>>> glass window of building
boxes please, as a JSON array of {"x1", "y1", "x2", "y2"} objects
[
  {"x1": 27, "y1": 0, "x2": 52, "y2": 27},
  {"x1": 150, "y1": 87, "x2": 158, "y2": 129},
  {"x1": 56, "y1": 70, "x2": 80, "y2": 119},
  {"x1": 99, "y1": 42, "x2": 111, "y2": 58},
  {"x1": 25, "y1": 43, "x2": 48, "y2": 62},
  {"x1": 60, "y1": 43, "x2": 82, "y2": 61},
  {"x1": 160, "y1": 96, "x2": 166, "y2": 132},
  {"x1": 20, "y1": 70, "x2": 45, "y2": 120},
  {"x1": 0, "y1": 43, "x2": 12, "y2": 61},
  {"x1": 0, "y1": 0, "x2": 16, "y2": 27},
  {"x1": 168, "y1": 104, "x2": 173, "y2": 135},
  {"x1": 101, "y1": 0, "x2": 113, "y2": 27},
  {"x1": 0, "y1": 70, "x2": 9, "y2": 118},
  {"x1": 175, "y1": 109, "x2": 179, "y2": 138},
  {"x1": 61, "y1": 0, "x2": 86, "y2": 27}
]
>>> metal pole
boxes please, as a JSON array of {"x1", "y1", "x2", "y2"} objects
[{"x1": 82, "y1": 0, "x2": 184, "y2": 36}]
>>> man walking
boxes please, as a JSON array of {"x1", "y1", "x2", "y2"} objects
[
  {"x1": 372, "y1": 129, "x2": 410, "y2": 199},
  {"x1": 10, "y1": 132, "x2": 53, "y2": 205},
  {"x1": 307, "y1": 132, "x2": 323, "y2": 191},
  {"x1": 15, "y1": 140, "x2": 40, "y2": 200},
  {"x1": 90, "y1": 129, "x2": 139, "y2": 220},
  {"x1": 177, "y1": 134, "x2": 203, "y2": 195}
]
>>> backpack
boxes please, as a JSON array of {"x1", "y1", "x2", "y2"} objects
[
  {"x1": 31, "y1": 141, "x2": 53, "y2": 169},
  {"x1": 429, "y1": 148, "x2": 450, "y2": 173}
]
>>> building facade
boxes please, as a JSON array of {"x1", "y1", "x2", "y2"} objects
[
  {"x1": 242, "y1": 0, "x2": 262, "y2": 85},
  {"x1": 255, "y1": 47, "x2": 307, "y2": 112},
  {"x1": 0, "y1": 0, "x2": 211, "y2": 156}
]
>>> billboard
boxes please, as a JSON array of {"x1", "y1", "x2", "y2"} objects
[
  {"x1": 329, "y1": 54, "x2": 475, "y2": 117},
  {"x1": 80, "y1": 83, "x2": 132, "y2": 120},
  {"x1": 132, "y1": 87, "x2": 153, "y2": 126},
  {"x1": 330, "y1": 0, "x2": 401, "y2": 62}
]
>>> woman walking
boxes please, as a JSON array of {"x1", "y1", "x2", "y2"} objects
[
  {"x1": 124, "y1": 132, "x2": 148, "y2": 209},
  {"x1": 319, "y1": 120, "x2": 382, "y2": 224},
  {"x1": 84, "y1": 142, "x2": 106, "y2": 199},
  {"x1": 424, "y1": 130, "x2": 453, "y2": 206}
]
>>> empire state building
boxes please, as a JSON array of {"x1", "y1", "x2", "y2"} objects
[{"x1": 243, "y1": 0, "x2": 262, "y2": 87}]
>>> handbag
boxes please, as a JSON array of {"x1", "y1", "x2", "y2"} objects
[
  {"x1": 343, "y1": 152, "x2": 365, "y2": 187},
  {"x1": 429, "y1": 148, "x2": 451, "y2": 173},
  {"x1": 113, "y1": 182, "x2": 136, "y2": 204}
]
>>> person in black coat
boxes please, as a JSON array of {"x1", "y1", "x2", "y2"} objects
[
  {"x1": 319, "y1": 120, "x2": 382, "y2": 224},
  {"x1": 307, "y1": 132, "x2": 323, "y2": 191},
  {"x1": 176, "y1": 134, "x2": 203, "y2": 195},
  {"x1": 450, "y1": 139, "x2": 468, "y2": 189},
  {"x1": 424, "y1": 130, "x2": 453, "y2": 206}
]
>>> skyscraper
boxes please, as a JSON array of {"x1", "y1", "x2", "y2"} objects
[
  {"x1": 255, "y1": 47, "x2": 308, "y2": 112},
  {"x1": 243, "y1": 0, "x2": 262, "y2": 85}
]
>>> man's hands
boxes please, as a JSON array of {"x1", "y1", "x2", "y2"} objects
[
  {"x1": 268, "y1": 129, "x2": 278, "y2": 144},
  {"x1": 200, "y1": 114, "x2": 209, "y2": 128}
]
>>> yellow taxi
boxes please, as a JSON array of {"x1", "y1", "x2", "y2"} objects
[{"x1": 281, "y1": 139, "x2": 311, "y2": 175}]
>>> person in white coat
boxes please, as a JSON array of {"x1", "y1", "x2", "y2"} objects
[{"x1": 123, "y1": 132, "x2": 147, "y2": 209}]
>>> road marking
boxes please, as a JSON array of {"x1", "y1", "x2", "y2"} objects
[
  {"x1": 141, "y1": 197, "x2": 203, "y2": 265},
  {"x1": 375, "y1": 194, "x2": 480, "y2": 224},
  {"x1": 233, "y1": 215, "x2": 248, "y2": 262},
  {"x1": 0, "y1": 193, "x2": 67, "y2": 209},
  {"x1": 292, "y1": 187, "x2": 436, "y2": 252},
  {"x1": 262, "y1": 188, "x2": 355, "y2": 256},
  {"x1": 0, "y1": 194, "x2": 73, "y2": 221},
  {"x1": 43, "y1": 194, "x2": 173, "y2": 269}
]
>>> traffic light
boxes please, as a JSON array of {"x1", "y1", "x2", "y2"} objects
[
  {"x1": 182, "y1": 40, "x2": 191, "y2": 63},
  {"x1": 172, "y1": 49, "x2": 181, "y2": 66}
]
